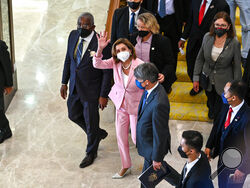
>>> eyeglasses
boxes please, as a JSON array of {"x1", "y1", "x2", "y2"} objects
[{"x1": 214, "y1": 23, "x2": 228, "y2": 28}]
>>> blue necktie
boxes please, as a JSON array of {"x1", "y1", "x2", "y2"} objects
[
  {"x1": 141, "y1": 90, "x2": 148, "y2": 110},
  {"x1": 76, "y1": 39, "x2": 84, "y2": 66},
  {"x1": 159, "y1": 0, "x2": 166, "y2": 18},
  {"x1": 129, "y1": 12, "x2": 135, "y2": 34}
]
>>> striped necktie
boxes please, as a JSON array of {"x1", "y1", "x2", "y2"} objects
[{"x1": 76, "y1": 39, "x2": 84, "y2": 66}]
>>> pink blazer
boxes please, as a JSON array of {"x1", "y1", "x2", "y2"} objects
[{"x1": 93, "y1": 56, "x2": 144, "y2": 115}]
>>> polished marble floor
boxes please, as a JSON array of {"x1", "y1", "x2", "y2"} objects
[{"x1": 1, "y1": 0, "x2": 249, "y2": 187}]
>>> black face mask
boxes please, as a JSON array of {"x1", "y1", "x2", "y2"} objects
[
  {"x1": 214, "y1": 28, "x2": 227, "y2": 38},
  {"x1": 178, "y1": 146, "x2": 188, "y2": 158},
  {"x1": 138, "y1": 30, "x2": 150, "y2": 37},
  {"x1": 79, "y1": 28, "x2": 92, "y2": 38},
  {"x1": 128, "y1": 1, "x2": 141, "y2": 10}
]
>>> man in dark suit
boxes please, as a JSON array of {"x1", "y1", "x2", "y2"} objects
[
  {"x1": 205, "y1": 80, "x2": 250, "y2": 188},
  {"x1": 141, "y1": 0, "x2": 185, "y2": 73},
  {"x1": 111, "y1": 0, "x2": 148, "y2": 44},
  {"x1": 178, "y1": 0, "x2": 230, "y2": 96},
  {"x1": 134, "y1": 63, "x2": 171, "y2": 187},
  {"x1": 60, "y1": 12, "x2": 112, "y2": 168},
  {"x1": 0, "y1": 40, "x2": 13, "y2": 144},
  {"x1": 175, "y1": 130, "x2": 214, "y2": 188}
]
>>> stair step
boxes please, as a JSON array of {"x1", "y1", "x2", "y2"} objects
[
  {"x1": 176, "y1": 61, "x2": 190, "y2": 82},
  {"x1": 168, "y1": 82, "x2": 207, "y2": 103},
  {"x1": 169, "y1": 102, "x2": 211, "y2": 122}
]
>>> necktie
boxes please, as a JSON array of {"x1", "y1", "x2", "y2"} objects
[
  {"x1": 130, "y1": 12, "x2": 135, "y2": 34},
  {"x1": 198, "y1": 0, "x2": 207, "y2": 25},
  {"x1": 141, "y1": 90, "x2": 148, "y2": 110},
  {"x1": 159, "y1": 0, "x2": 166, "y2": 18},
  {"x1": 76, "y1": 39, "x2": 84, "y2": 66},
  {"x1": 224, "y1": 107, "x2": 233, "y2": 129},
  {"x1": 182, "y1": 165, "x2": 187, "y2": 184}
]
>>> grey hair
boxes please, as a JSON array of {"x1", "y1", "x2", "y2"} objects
[
  {"x1": 77, "y1": 12, "x2": 94, "y2": 28},
  {"x1": 134, "y1": 63, "x2": 159, "y2": 83}
]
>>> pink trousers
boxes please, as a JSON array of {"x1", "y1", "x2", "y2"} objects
[{"x1": 115, "y1": 108, "x2": 137, "y2": 169}]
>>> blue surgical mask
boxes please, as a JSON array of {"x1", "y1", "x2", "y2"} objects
[
  {"x1": 135, "y1": 80, "x2": 145, "y2": 89},
  {"x1": 221, "y1": 93, "x2": 228, "y2": 104}
]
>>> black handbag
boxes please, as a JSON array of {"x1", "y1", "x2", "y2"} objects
[{"x1": 199, "y1": 72, "x2": 209, "y2": 90}]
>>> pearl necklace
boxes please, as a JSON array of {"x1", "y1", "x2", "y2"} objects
[{"x1": 122, "y1": 61, "x2": 132, "y2": 70}]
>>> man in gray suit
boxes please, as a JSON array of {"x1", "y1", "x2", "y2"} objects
[{"x1": 134, "y1": 63, "x2": 171, "y2": 188}]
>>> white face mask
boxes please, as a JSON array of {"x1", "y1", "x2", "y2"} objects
[{"x1": 117, "y1": 51, "x2": 130, "y2": 62}]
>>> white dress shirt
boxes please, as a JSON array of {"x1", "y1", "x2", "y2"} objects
[
  {"x1": 129, "y1": 8, "x2": 140, "y2": 28},
  {"x1": 184, "y1": 154, "x2": 201, "y2": 179},
  {"x1": 226, "y1": 100, "x2": 245, "y2": 124},
  {"x1": 158, "y1": 0, "x2": 175, "y2": 15},
  {"x1": 76, "y1": 31, "x2": 94, "y2": 59},
  {"x1": 146, "y1": 82, "x2": 159, "y2": 99}
]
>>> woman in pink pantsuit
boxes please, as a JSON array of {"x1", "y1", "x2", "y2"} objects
[{"x1": 93, "y1": 33, "x2": 144, "y2": 178}]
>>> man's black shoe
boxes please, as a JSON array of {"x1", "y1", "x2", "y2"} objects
[
  {"x1": 99, "y1": 129, "x2": 108, "y2": 140},
  {"x1": 189, "y1": 88, "x2": 203, "y2": 96},
  {"x1": 166, "y1": 87, "x2": 172, "y2": 94},
  {"x1": 79, "y1": 153, "x2": 97, "y2": 168},
  {"x1": 242, "y1": 56, "x2": 247, "y2": 69},
  {"x1": 0, "y1": 128, "x2": 12, "y2": 144}
]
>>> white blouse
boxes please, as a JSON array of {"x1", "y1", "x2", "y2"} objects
[
  {"x1": 122, "y1": 70, "x2": 129, "y2": 88},
  {"x1": 211, "y1": 45, "x2": 223, "y2": 61}
]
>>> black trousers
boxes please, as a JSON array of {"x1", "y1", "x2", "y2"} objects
[
  {"x1": 186, "y1": 38, "x2": 203, "y2": 82},
  {"x1": 205, "y1": 85, "x2": 223, "y2": 121},
  {"x1": 67, "y1": 89, "x2": 102, "y2": 155},
  {"x1": 156, "y1": 14, "x2": 179, "y2": 73},
  {"x1": 141, "y1": 158, "x2": 153, "y2": 188}
]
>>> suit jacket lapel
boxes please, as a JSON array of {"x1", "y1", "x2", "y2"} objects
[
  {"x1": 206, "y1": 35, "x2": 215, "y2": 62},
  {"x1": 195, "y1": 0, "x2": 203, "y2": 19},
  {"x1": 124, "y1": 7, "x2": 129, "y2": 35},
  {"x1": 149, "y1": 35, "x2": 156, "y2": 62},
  {"x1": 72, "y1": 32, "x2": 80, "y2": 64},
  {"x1": 138, "y1": 90, "x2": 146, "y2": 117}
]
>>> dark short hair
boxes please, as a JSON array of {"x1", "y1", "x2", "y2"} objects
[
  {"x1": 112, "y1": 38, "x2": 136, "y2": 64},
  {"x1": 134, "y1": 63, "x2": 159, "y2": 83},
  {"x1": 228, "y1": 80, "x2": 248, "y2": 100},
  {"x1": 77, "y1": 12, "x2": 94, "y2": 28},
  {"x1": 182, "y1": 130, "x2": 203, "y2": 152},
  {"x1": 209, "y1": 11, "x2": 235, "y2": 38}
]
